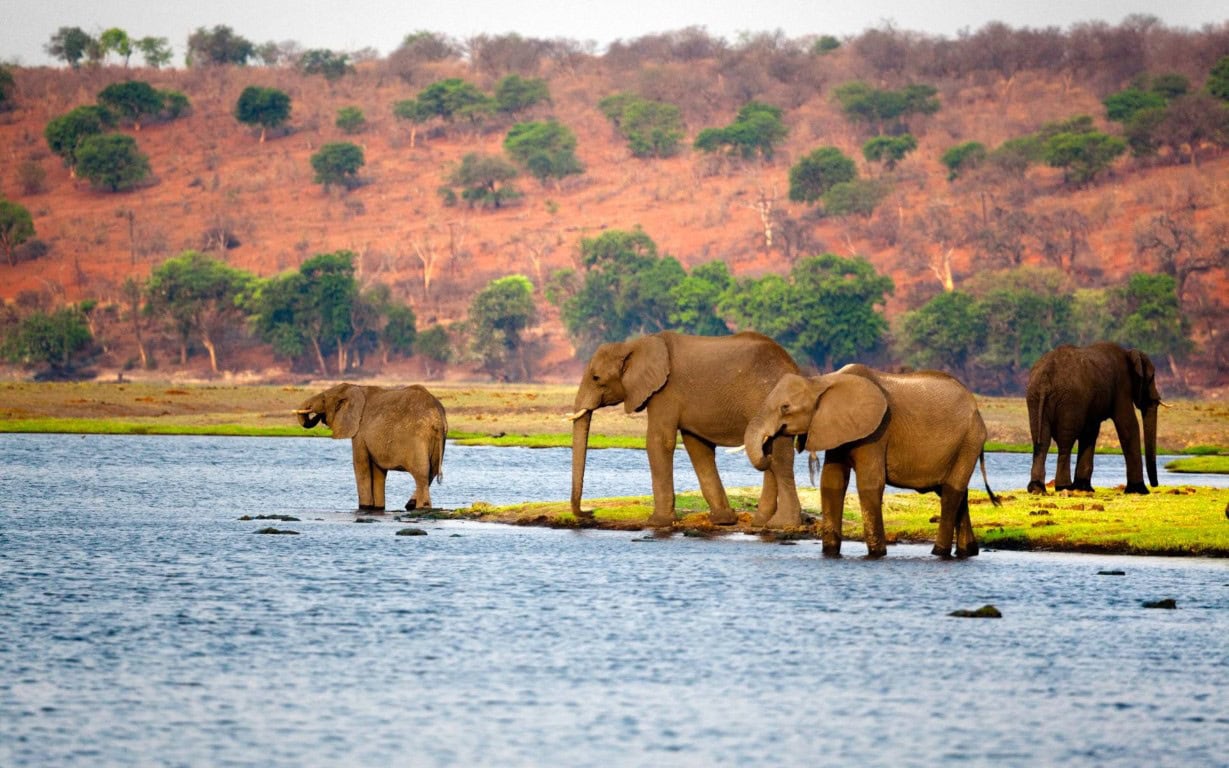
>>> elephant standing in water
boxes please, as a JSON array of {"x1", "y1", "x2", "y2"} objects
[
  {"x1": 569, "y1": 331, "x2": 803, "y2": 528},
  {"x1": 743, "y1": 366, "x2": 998, "y2": 558},
  {"x1": 295, "y1": 383, "x2": 447, "y2": 511},
  {"x1": 1026, "y1": 342, "x2": 1161, "y2": 495}
]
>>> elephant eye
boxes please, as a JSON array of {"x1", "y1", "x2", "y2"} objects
[{"x1": 779, "y1": 403, "x2": 790, "y2": 415}]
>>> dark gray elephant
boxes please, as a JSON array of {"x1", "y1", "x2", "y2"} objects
[
  {"x1": 1026, "y1": 342, "x2": 1161, "y2": 495},
  {"x1": 295, "y1": 383, "x2": 447, "y2": 511},
  {"x1": 569, "y1": 331, "x2": 803, "y2": 528},
  {"x1": 744, "y1": 366, "x2": 998, "y2": 559}
]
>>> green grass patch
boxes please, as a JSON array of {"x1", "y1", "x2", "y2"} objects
[
  {"x1": 0, "y1": 417, "x2": 331, "y2": 438},
  {"x1": 1165, "y1": 455, "x2": 1229, "y2": 474},
  {"x1": 453, "y1": 485, "x2": 1229, "y2": 557}
]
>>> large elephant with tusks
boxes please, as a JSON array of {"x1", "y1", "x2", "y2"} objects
[{"x1": 569, "y1": 331, "x2": 803, "y2": 528}]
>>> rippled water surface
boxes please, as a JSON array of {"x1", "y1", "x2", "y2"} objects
[{"x1": 1, "y1": 435, "x2": 1226, "y2": 766}]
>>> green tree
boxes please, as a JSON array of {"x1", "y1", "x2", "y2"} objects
[
  {"x1": 447, "y1": 153, "x2": 520, "y2": 208},
  {"x1": 822, "y1": 179, "x2": 888, "y2": 218},
  {"x1": 99, "y1": 28, "x2": 133, "y2": 66},
  {"x1": 416, "y1": 324, "x2": 452, "y2": 376},
  {"x1": 967, "y1": 268, "x2": 1075, "y2": 388},
  {"x1": 494, "y1": 74, "x2": 550, "y2": 113},
  {"x1": 46, "y1": 27, "x2": 94, "y2": 69},
  {"x1": 74, "y1": 133, "x2": 151, "y2": 192},
  {"x1": 235, "y1": 86, "x2": 291, "y2": 142},
  {"x1": 668, "y1": 261, "x2": 732, "y2": 336},
  {"x1": 0, "y1": 199, "x2": 35, "y2": 266},
  {"x1": 417, "y1": 78, "x2": 491, "y2": 123},
  {"x1": 862, "y1": 133, "x2": 917, "y2": 171},
  {"x1": 98, "y1": 80, "x2": 163, "y2": 130},
  {"x1": 834, "y1": 81, "x2": 938, "y2": 134},
  {"x1": 1108, "y1": 273, "x2": 1191, "y2": 363},
  {"x1": 788, "y1": 146, "x2": 856, "y2": 203},
  {"x1": 1103, "y1": 87, "x2": 1167, "y2": 123},
  {"x1": 2, "y1": 306, "x2": 93, "y2": 374},
  {"x1": 392, "y1": 97, "x2": 433, "y2": 147},
  {"x1": 298, "y1": 49, "x2": 353, "y2": 81},
  {"x1": 694, "y1": 101, "x2": 788, "y2": 161},
  {"x1": 381, "y1": 304, "x2": 417, "y2": 362},
  {"x1": 988, "y1": 134, "x2": 1045, "y2": 178},
  {"x1": 146, "y1": 251, "x2": 255, "y2": 373},
  {"x1": 253, "y1": 251, "x2": 357, "y2": 375},
  {"x1": 553, "y1": 228, "x2": 684, "y2": 356},
  {"x1": 1205, "y1": 55, "x2": 1229, "y2": 101},
  {"x1": 0, "y1": 65, "x2": 14, "y2": 113},
  {"x1": 335, "y1": 106, "x2": 366, "y2": 134},
  {"x1": 1043, "y1": 130, "x2": 1126, "y2": 186},
  {"x1": 896, "y1": 290, "x2": 986, "y2": 377},
  {"x1": 600, "y1": 94, "x2": 684, "y2": 158},
  {"x1": 310, "y1": 142, "x2": 365, "y2": 190},
  {"x1": 44, "y1": 105, "x2": 115, "y2": 172},
  {"x1": 468, "y1": 274, "x2": 538, "y2": 381},
  {"x1": 722, "y1": 253, "x2": 894, "y2": 370},
  {"x1": 941, "y1": 141, "x2": 987, "y2": 181},
  {"x1": 136, "y1": 36, "x2": 172, "y2": 68},
  {"x1": 504, "y1": 120, "x2": 583, "y2": 184},
  {"x1": 186, "y1": 25, "x2": 254, "y2": 66}
]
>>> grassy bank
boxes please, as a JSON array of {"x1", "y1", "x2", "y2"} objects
[
  {"x1": 441, "y1": 485, "x2": 1229, "y2": 558},
  {"x1": 2, "y1": 380, "x2": 1227, "y2": 455}
]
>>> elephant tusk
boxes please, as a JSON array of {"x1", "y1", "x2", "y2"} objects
[
  {"x1": 566, "y1": 409, "x2": 589, "y2": 422},
  {"x1": 1158, "y1": 401, "x2": 1171, "y2": 409},
  {"x1": 724, "y1": 445, "x2": 746, "y2": 454},
  {"x1": 292, "y1": 409, "x2": 314, "y2": 414}
]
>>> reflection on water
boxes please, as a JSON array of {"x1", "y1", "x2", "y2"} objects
[{"x1": 1, "y1": 435, "x2": 1226, "y2": 766}]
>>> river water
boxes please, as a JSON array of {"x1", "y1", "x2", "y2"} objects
[{"x1": 1, "y1": 434, "x2": 1226, "y2": 766}]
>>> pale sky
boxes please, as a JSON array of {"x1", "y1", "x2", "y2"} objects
[{"x1": 2, "y1": 0, "x2": 1226, "y2": 67}]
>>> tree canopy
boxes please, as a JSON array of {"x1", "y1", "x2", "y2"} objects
[
  {"x1": 74, "y1": 133, "x2": 151, "y2": 192},
  {"x1": 145, "y1": 251, "x2": 255, "y2": 373},
  {"x1": 97, "y1": 81, "x2": 164, "y2": 130},
  {"x1": 187, "y1": 25, "x2": 254, "y2": 66},
  {"x1": 0, "y1": 200, "x2": 35, "y2": 266},
  {"x1": 788, "y1": 146, "x2": 856, "y2": 203},
  {"x1": 503, "y1": 120, "x2": 583, "y2": 183},
  {"x1": 694, "y1": 101, "x2": 788, "y2": 161},
  {"x1": 310, "y1": 142, "x2": 365, "y2": 190},
  {"x1": 234, "y1": 86, "x2": 291, "y2": 141},
  {"x1": 468, "y1": 274, "x2": 538, "y2": 381}
]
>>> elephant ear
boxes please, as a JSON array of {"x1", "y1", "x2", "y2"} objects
[
  {"x1": 805, "y1": 373, "x2": 888, "y2": 452},
  {"x1": 622, "y1": 335, "x2": 669, "y2": 413},
  {"x1": 328, "y1": 385, "x2": 366, "y2": 439},
  {"x1": 1128, "y1": 349, "x2": 1158, "y2": 402}
]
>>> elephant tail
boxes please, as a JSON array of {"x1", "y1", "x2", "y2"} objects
[
  {"x1": 980, "y1": 450, "x2": 1001, "y2": 507},
  {"x1": 431, "y1": 413, "x2": 447, "y2": 485}
]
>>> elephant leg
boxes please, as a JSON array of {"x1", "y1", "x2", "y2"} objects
[
  {"x1": 1072, "y1": 428, "x2": 1098, "y2": 492},
  {"x1": 352, "y1": 440, "x2": 380, "y2": 510},
  {"x1": 761, "y1": 437, "x2": 802, "y2": 528},
  {"x1": 371, "y1": 464, "x2": 388, "y2": 510},
  {"x1": 1028, "y1": 422, "x2": 1051, "y2": 495},
  {"x1": 645, "y1": 425, "x2": 678, "y2": 527},
  {"x1": 819, "y1": 458, "x2": 851, "y2": 557},
  {"x1": 1112, "y1": 412, "x2": 1149, "y2": 494},
  {"x1": 855, "y1": 481, "x2": 888, "y2": 559},
  {"x1": 1053, "y1": 437, "x2": 1075, "y2": 492},
  {"x1": 681, "y1": 433, "x2": 734, "y2": 525},
  {"x1": 408, "y1": 471, "x2": 431, "y2": 510},
  {"x1": 932, "y1": 485, "x2": 965, "y2": 559},
  {"x1": 954, "y1": 493, "x2": 979, "y2": 558}
]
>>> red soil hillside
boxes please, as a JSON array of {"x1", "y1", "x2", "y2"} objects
[{"x1": 0, "y1": 48, "x2": 1226, "y2": 387}]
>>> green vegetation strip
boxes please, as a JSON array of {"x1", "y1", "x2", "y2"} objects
[
  {"x1": 1166, "y1": 456, "x2": 1229, "y2": 474},
  {"x1": 441, "y1": 486, "x2": 1229, "y2": 557}
]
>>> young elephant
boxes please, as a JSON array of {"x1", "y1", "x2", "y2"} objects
[
  {"x1": 744, "y1": 365, "x2": 998, "y2": 558},
  {"x1": 295, "y1": 383, "x2": 447, "y2": 511}
]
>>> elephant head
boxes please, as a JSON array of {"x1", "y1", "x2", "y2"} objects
[
  {"x1": 294, "y1": 383, "x2": 367, "y2": 439},
  {"x1": 744, "y1": 372, "x2": 887, "y2": 473},
  {"x1": 1128, "y1": 349, "x2": 1161, "y2": 487},
  {"x1": 569, "y1": 335, "x2": 669, "y2": 516}
]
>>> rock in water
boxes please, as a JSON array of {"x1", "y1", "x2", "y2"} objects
[
  {"x1": 949, "y1": 604, "x2": 1002, "y2": 618},
  {"x1": 1142, "y1": 598, "x2": 1177, "y2": 609}
]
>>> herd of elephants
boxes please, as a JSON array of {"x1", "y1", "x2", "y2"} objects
[{"x1": 293, "y1": 332, "x2": 1163, "y2": 559}]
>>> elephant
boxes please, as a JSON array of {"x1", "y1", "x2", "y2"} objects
[
  {"x1": 569, "y1": 331, "x2": 803, "y2": 528},
  {"x1": 743, "y1": 365, "x2": 999, "y2": 559},
  {"x1": 1026, "y1": 342, "x2": 1161, "y2": 495},
  {"x1": 295, "y1": 383, "x2": 447, "y2": 511}
]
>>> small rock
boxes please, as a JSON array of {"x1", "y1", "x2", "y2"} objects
[
  {"x1": 949, "y1": 605, "x2": 1002, "y2": 618},
  {"x1": 355, "y1": 518, "x2": 379, "y2": 523},
  {"x1": 396, "y1": 527, "x2": 428, "y2": 536},
  {"x1": 1031, "y1": 519, "x2": 1058, "y2": 527},
  {"x1": 254, "y1": 527, "x2": 298, "y2": 535},
  {"x1": 1143, "y1": 598, "x2": 1177, "y2": 609},
  {"x1": 929, "y1": 515, "x2": 940, "y2": 523},
  {"x1": 240, "y1": 514, "x2": 300, "y2": 522},
  {"x1": 1029, "y1": 509, "x2": 1051, "y2": 516},
  {"x1": 1097, "y1": 570, "x2": 1126, "y2": 576}
]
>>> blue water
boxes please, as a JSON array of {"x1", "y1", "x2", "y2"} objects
[{"x1": 1, "y1": 435, "x2": 1226, "y2": 766}]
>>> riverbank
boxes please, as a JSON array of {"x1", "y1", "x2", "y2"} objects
[
  {"x1": 2, "y1": 380, "x2": 1227, "y2": 455},
  {"x1": 436, "y1": 485, "x2": 1229, "y2": 558}
]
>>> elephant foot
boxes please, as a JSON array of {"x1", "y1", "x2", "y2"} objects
[
  {"x1": 931, "y1": 544, "x2": 953, "y2": 559},
  {"x1": 821, "y1": 544, "x2": 842, "y2": 558},
  {"x1": 955, "y1": 544, "x2": 979, "y2": 558},
  {"x1": 359, "y1": 504, "x2": 385, "y2": 513},
  {"x1": 708, "y1": 508, "x2": 738, "y2": 526},
  {"x1": 646, "y1": 512, "x2": 675, "y2": 528},
  {"x1": 1072, "y1": 480, "x2": 1094, "y2": 492},
  {"x1": 865, "y1": 547, "x2": 888, "y2": 559},
  {"x1": 1053, "y1": 483, "x2": 1073, "y2": 493},
  {"x1": 1124, "y1": 482, "x2": 1150, "y2": 495},
  {"x1": 756, "y1": 510, "x2": 803, "y2": 529},
  {"x1": 1026, "y1": 481, "x2": 1048, "y2": 495}
]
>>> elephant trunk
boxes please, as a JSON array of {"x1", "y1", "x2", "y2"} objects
[
  {"x1": 1143, "y1": 402, "x2": 1158, "y2": 487},
  {"x1": 743, "y1": 417, "x2": 774, "y2": 472},
  {"x1": 570, "y1": 409, "x2": 593, "y2": 517},
  {"x1": 296, "y1": 409, "x2": 321, "y2": 429}
]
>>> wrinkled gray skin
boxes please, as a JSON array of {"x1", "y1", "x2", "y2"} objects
[
  {"x1": 296, "y1": 383, "x2": 447, "y2": 511},
  {"x1": 744, "y1": 365, "x2": 998, "y2": 559},
  {"x1": 570, "y1": 331, "x2": 802, "y2": 528},
  {"x1": 1026, "y1": 342, "x2": 1160, "y2": 495}
]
